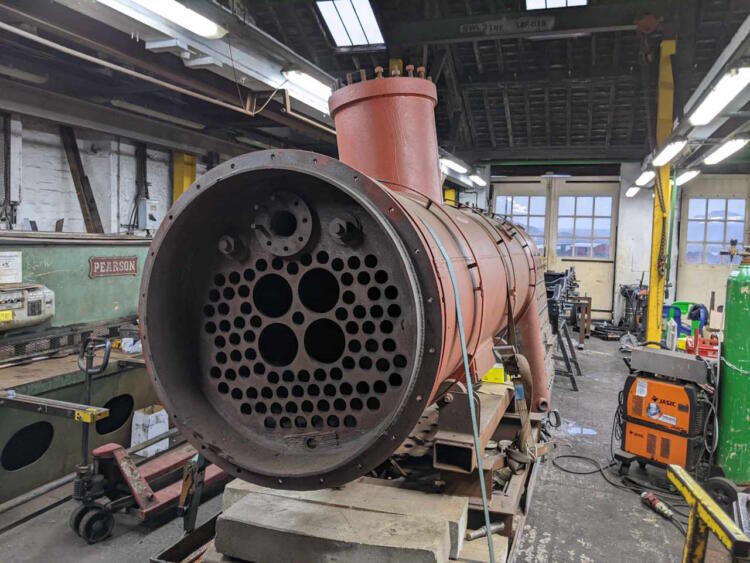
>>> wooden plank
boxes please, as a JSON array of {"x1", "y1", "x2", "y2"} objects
[
  {"x1": 0, "y1": 349, "x2": 143, "y2": 390},
  {"x1": 59, "y1": 125, "x2": 104, "y2": 234}
]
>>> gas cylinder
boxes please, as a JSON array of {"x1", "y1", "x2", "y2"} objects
[{"x1": 717, "y1": 255, "x2": 750, "y2": 484}]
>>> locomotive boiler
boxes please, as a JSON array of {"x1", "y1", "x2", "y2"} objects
[{"x1": 139, "y1": 72, "x2": 549, "y2": 490}]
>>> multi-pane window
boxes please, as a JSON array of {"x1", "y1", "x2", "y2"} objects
[
  {"x1": 685, "y1": 198, "x2": 746, "y2": 264},
  {"x1": 556, "y1": 195, "x2": 612, "y2": 259},
  {"x1": 526, "y1": 0, "x2": 587, "y2": 9},
  {"x1": 495, "y1": 195, "x2": 546, "y2": 251}
]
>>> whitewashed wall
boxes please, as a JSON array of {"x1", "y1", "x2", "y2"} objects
[
  {"x1": 10, "y1": 114, "x2": 172, "y2": 233},
  {"x1": 612, "y1": 162, "x2": 655, "y2": 322},
  {"x1": 458, "y1": 184, "x2": 490, "y2": 210}
]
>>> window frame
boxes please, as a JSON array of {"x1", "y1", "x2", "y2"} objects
[
  {"x1": 684, "y1": 197, "x2": 746, "y2": 265},
  {"x1": 555, "y1": 194, "x2": 614, "y2": 261},
  {"x1": 495, "y1": 194, "x2": 547, "y2": 254}
]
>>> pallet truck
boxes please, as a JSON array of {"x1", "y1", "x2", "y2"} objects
[
  {"x1": 0, "y1": 336, "x2": 229, "y2": 543},
  {"x1": 65, "y1": 337, "x2": 229, "y2": 543}
]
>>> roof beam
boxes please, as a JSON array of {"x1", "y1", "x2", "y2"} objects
[
  {"x1": 388, "y1": 2, "x2": 675, "y2": 45},
  {"x1": 565, "y1": 85, "x2": 572, "y2": 146},
  {"x1": 586, "y1": 85, "x2": 594, "y2": 145},
  {"x1": 605, "y1": 81, "x2": 616, "y2": 147},
  {"x1": 463, "y1": 0, "x2": 483, "y2": 73},
  {"x1": 544, "y1": 87, "x2": 551, "y2": 145},
  {"x1": 462, "y1": 90, "x2": 479, "y2": 148},
  {"x1": 0, "y1": 2, "x2": 336, "y2": 145},
  {"x1": 487, "y1": 0, "x2": 505, "y2": 74},
  {"x1": 483, "y1": 89, "x2": 497, "y2": 148},
  {"x1": 0, "y1": 77, "x2": 247, "y2": 156},
  {"x1": 524, "y1": 85, "x2": 532, "y2": 146},
  {"x1": 502, "y1": 87, "x2": 513, "y2": 148},
  {"x1": 458, "y1": 145, "x2": 648, "y2": 162},
  {"x1": 456, "y1": 65, "x2": 649, "y2": 90}
]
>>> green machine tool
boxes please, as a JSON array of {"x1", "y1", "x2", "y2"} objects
[
  {"x1": 0, "y1": 232, "x2": 150, "y2": 361},
  {"x1": 717, "y1": 243, "x2": 750, "y2": 485}
]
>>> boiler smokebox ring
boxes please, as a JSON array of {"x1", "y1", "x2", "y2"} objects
[{"x1": 139, "y1": 150, "x2": 443, "y2": 489}]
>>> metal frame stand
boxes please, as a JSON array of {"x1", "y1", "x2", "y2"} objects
[{"x1": 553, "y1": 319, "x2": 582, "y2": 391}]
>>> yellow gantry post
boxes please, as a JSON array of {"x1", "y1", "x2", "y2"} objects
[
  {"x1": 667, "y1": 465, "x2": 750, "y2": 562},
  {"x1": 444, "y1": 187, "x2": 457, "y2": 207},
  {"x1": 173, "y1": 152, "x2": 197, "y2": 202},
  {"x1": 646, "y1": 40, "x2": 676, "y2": 345}
]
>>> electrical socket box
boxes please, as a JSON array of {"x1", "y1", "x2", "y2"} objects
[
  {"x1": 0, "y1": 283, "x2": 55, "y2": 331},
  {"x1": 138, "y1": 198, "x2": 160, "y2": 230}
]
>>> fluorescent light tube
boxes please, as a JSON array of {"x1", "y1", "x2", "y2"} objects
[
  {"x1": 282, "y1": 70, "x2": 333, "y2": 114},
  {"x1": 440, "y1": 158, "x2": 468, "y2": 174},
  {"x1": 704, "y1": 138, "x2": 749, "y2": 165},
  {"x1": 98, "y1": 0, "x2": 227, "y2": 39},
  {"x1": 675, "y1": 170, "x2": 701, "y2": 186},
  {"x1": 110, "y1": 99, "x2": 205, "y2": 129},
  {"x1": 635, "y1": 170, "x2": 655, "y2": 186},
  {"x1": 652, "y1": 139, "x2": 687, "y2": 167},
  {"x1": 689, "y1": 67, "x2": 750, "y2": 126},
  {"x1": 469, "y1": 174, "x2": 487, "y2": 187},
  {"x1": 625, "y1": 186, "x2": 640, "y2": 198}
]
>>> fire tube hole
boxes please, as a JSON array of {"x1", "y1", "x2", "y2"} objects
[
  {"x1": 304, "y1": 319, "x2": 345, "y2": 363},
  {"x1": 298, "y1": 268, "x2": 340, "y2": 313},
  {"x1": 1, "y1": 421, "x2": 54, "y2": 471},
  {"x1": 259, "y1": 323, "x2": 298, "y2": 366},
  {"x1": 270, "y1": 210, "x2": 297, "y2": 237},
  {"x1": 253, "y1": 274, "x2": 292, "y2": 317}
]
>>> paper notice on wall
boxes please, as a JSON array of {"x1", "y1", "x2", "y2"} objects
[{"x1": 0, "y1": 252, "x2": 22, "y2": 284}]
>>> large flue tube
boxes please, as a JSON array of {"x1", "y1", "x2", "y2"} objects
[{"x1": 139, "y1": 75, "x2": 548, "y2": 490}]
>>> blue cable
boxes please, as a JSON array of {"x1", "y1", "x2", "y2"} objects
[{"x1": 420, "y1": 220, "x2": 495, "y2": 563}]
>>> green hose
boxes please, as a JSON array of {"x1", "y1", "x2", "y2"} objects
[{"x1": 420, "y1": 220, "x2": 495, "y2": 563}]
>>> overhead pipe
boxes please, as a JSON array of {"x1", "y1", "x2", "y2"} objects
[{"x1": 140, "y1": 73, "x2": 549, "y2": 490}]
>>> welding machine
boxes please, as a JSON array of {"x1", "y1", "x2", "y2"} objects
[{"x1": 616, "y1": 347, "x2": 716, "y2": 476}]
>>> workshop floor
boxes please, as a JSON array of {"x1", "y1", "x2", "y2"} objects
[
  {"x1": 0, "y1": 338, "x2": 715, "y2": 563},
  {"x1": 516, "y1": 337, "x2": 691, "y2": 563},
  {"x1": 0, "y1": 491, "x2": 223, "y2": 562}
]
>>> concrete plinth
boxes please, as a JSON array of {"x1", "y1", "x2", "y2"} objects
[
  {"x1": 222, "y1": 478, "x2": 468, "y2": 559},
  {"x1": 216, "y1": 490, "x2": 451, "y2": 563}
]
